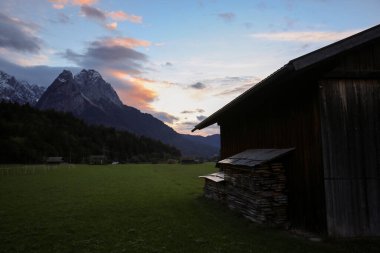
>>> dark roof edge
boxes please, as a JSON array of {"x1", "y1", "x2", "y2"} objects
[{"x1": 192, "y1": 24, "x2": 380, "y2": 132}]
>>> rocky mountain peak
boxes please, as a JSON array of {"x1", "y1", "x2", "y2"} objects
[
  {"x1": 73, "y1": 69, "x2": 123, "y2": 107},
  {"x1": 56, "y1": 70, "x2": 74, "y2": 84},
  {"x1": 0, "y1": 70, "x2": 45, "y2": 105}
]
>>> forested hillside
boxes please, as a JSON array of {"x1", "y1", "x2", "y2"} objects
[{"x1": 0, "y1": 102, "x2": 181, "y2": 163}]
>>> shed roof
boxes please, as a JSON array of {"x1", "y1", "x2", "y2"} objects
[
  {"x1": 217, "y1": 148, "x2": 294, "y2": 168},
  {"x1": 199, "y1": 171, "x2": 225, "y2": 182},
  {"x1": 192, "y1": 24, "x2": 380, "y2": 132}
]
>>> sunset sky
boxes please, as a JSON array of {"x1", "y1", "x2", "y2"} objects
[{"x1": 0, "y1": 0, "x2": 379, "y2": 135}]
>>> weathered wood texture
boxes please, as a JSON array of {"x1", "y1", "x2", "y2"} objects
[
  {"x1": 319, "y1": 79, "x2": 380, "y2": 237},
  {"x1": 319, "y1": 41, "x2": 380, "y2": 237},
  {"x1": 219, "y1": 78, "x2": 326, "y2": 233}
]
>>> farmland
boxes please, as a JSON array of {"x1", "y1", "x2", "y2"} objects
[{"x1": 0, "y1": 163, "x2": 378, "y2": 253}]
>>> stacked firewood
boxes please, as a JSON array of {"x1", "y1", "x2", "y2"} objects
[
  {"x1": 204, "y1": 180, "x2": 226, "y2": 202},
  {"x1": 221, "y1": 163, "x2": 287, "y2": 226}
]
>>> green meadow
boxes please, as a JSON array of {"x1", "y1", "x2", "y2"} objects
[{"x1": 0, "y1": 163, "x2": 378, "y2": 253}]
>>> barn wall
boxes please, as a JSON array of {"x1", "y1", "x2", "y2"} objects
[
  {"x1": 319, "y1": 41, "x2": 380, "y2": 237},
  {"x1": 219, "y1": 80, "x2": 327, "y2": 233}
]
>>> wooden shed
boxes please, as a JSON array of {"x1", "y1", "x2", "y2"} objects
[{"x1": 193, "y1": 24, "x2": 380, "y2": 237}]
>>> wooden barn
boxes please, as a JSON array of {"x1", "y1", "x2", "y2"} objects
[{"x1": 193, "y1": 24, "x2": 380, "y2": 237}]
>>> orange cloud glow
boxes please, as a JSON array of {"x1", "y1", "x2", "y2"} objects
[
  {"x1": 108, "y1": 11, "x2": 142, "y2": 23},
  {"x1": 108, "y1": 70, "x2": 157, "y2": 111},
  {"x1": 72, "y1": 0, "x2": 97, "y2": 5},
  {"x1": 105, "y1": 22, "x2": 117, "y2": 30},
  {"x1": 49, "y1": 0, "x2": 96, "y2": 9},
  {"x1": 100, "y1": 37, "x2": 151, "y2": 48}
]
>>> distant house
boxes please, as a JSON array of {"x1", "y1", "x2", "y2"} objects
[
  {"x1": 181, "y1": 158, "x2": 201, "y2": 164},
  {"x1": 89, "y1": 155, "x2": 108, "y2": 165},
  {"x1": 194, "y1": 25, "x2": 380, "y2": 237},
  {"x1": 46, "y1": 157, "x2": 64, "y2": 164}
]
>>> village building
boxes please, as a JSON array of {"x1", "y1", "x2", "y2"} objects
[
  {"x1": 46, "y1": 156, "x2": 64, "y2": 164},
  {"x1": 194, "y1": 24, "x2": 380, "y2": 237},
  {"x1": 88, "y1": 155, "x2": 108, "y2": 165}
]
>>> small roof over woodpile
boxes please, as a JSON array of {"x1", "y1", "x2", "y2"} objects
[
  {"x1": 217, "y1": 148, "x2": 294, "y2": 168},
  {"x1": 192, "y1": 24, "x2": 380, "y2": 132},
  {"x1": 199, "y1": 172, "x2": 225, "y2": 182}
]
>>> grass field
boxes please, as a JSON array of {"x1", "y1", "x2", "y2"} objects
[{"x1": 0, "y1": 163, "x2": 379, "y2": 253}]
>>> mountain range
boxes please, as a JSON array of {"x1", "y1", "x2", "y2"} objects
[
  {"x1": 0, "y1": 70, "x2": 45, "y2": 105},
  {"x1": 7, "y1": 69, "x2": 219, "y2": 157}
]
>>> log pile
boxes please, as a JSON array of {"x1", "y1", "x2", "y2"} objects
[
  {"x1": 217, "y1": 163, "x2": 288, "y2": 226},
  {"x1": 204, "y1": 180, "x2": 225, "y2": 202}
]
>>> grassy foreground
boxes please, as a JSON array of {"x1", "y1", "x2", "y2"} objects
[{"x1": 0, "y1": 164, "x2": 378, "y2": 253}]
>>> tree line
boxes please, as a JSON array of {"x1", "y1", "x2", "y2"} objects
[{"x1": 0, "y1": 102, "x2": 181, "y2": 163}]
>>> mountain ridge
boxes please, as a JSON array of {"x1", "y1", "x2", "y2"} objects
[
  {"x1": 36, "y1": 69, "x2": 219, "y2": 157},
  {"x1": 0, "y1": 70, "x2": 45, "y2": 105}
]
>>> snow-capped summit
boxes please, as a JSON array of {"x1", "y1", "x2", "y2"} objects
[{"x1": 0, "y1": 70, "x2": 45, "y2": 105}]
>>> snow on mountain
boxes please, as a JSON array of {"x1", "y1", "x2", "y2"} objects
[{"x1": 0, "y1": 70, "x2": 45, "y2": 105}]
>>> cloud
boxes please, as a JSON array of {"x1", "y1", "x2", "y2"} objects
[
  {"x1": 98, "y1": 37, "x2": 151, "y2": 48},
  {"x1": 80, "y1": 4, "x2": 106, "y2": 21},
  {"x1": 181, "y1": 109, "x2": 204, "y2": 114},
  {"x1": 189, "y1": 82, "x2": 206, "y2": 89},
  {"x1": 49, "y1": 0, "x2": 68, "y2": 9},
  {"x1": 218, "y1": 12, "x2": 235, "y2": 22},
  {"x1": 108, "y1": 69, "x2": 157, "y2": 110},
  {"x1": 251, "y1": 30, "x2": 360, "y2": 43},
  {"x1": 72, "y1": 0, "x2": 97, "y2": 5},
  {"x1": 152, "y1": 112, "x2": 179, "y2": 124},
  {"x1": 164, "y1": 62, "x2": 173, "y2": 67},
  {"x1": 108, "y1": 11, "x2": 142, "y2": 23},
  {"x1": 0, "y1": 12, "x2": 42, "y2": 53},
  {"x1": 62, "y1": 37, "x2": 148, "y2": 73},
  {"x1": 196, "y1": 115, "x2": 207, "y2": 121},
  {"x1": 215, "y1": 83, "x2": 253, "y2": 96},
  {"x1": 0, "y1": 56, "x2": 80, "y2": 87},
  {"x1": 49, "y1": 0, "x2": 97, "y2": 9},
  {"x1": 106, "y1": 22, "x2": 117, "y2": 30},
  {"x1": 77, "y1": 5, "x2": 143, "y2": 30},
  {"x1": 51, "y1": 13, "x2": 71, "y2": 24}
]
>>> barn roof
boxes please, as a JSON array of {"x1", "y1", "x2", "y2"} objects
[
  {"x1": 217, "y1": 148, "x2": 294, "y2": 168},
  {"x1": 192, "y1": 24, "x2": 380, "y2": 132}
]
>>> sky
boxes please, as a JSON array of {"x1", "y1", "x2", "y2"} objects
[{"x1": 0, "y1": 0, "x2": 379, "y2": 136}]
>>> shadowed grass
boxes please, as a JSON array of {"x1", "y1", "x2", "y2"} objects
[{"x1": 0, "y1": 163, "x2": 379, "y2": 253}]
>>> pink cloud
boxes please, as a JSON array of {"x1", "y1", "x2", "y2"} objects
[
  {"x1": 108, "y1": 69, "x2": 157, "y2": 111},
  {"x1": 108, "y1": 11, "x2": 142, "y2": 23},
  {"x1": 72, "y1": 0, "x2": 97, "y2": 5},
  {"x1": 105, "y1": 22, "x2": 117, "y2": 30},
  {"x1": 99, "y1": 37, "x2": 151, "y2": 48}
]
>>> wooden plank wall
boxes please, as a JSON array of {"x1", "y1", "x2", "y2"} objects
[
  {"x1": 319, "y1": 41, "x2": 380, "y2": 237},
  {"x1": 219, "y1": 80, "x2": 327, "y2": 233}
]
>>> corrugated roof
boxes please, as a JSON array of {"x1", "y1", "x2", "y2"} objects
[
  {"x1": 217, "y1": 148, "x2": 294, "y2": 168},
  {"x1": 192, "y1": 24, "x2": 380, "y2": 132}
]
